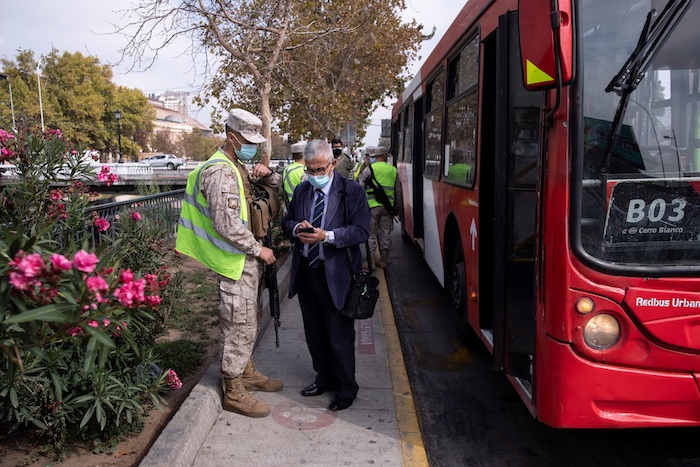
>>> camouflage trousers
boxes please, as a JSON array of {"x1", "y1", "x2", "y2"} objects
[
  {"x1": 218, "y1": 256, "x2": 264, "y2": 378},
  {"x1": 369, "y1": 206, "x2": 394, "y2": 254}
]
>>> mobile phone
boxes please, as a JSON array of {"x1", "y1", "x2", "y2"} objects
[{"x1": 297, "y1": 227, "x2": 315, "y2": 233}]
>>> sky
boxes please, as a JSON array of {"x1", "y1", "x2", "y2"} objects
[{"x1": 0, "y1": 0, "x2": 466, "y2": 146}]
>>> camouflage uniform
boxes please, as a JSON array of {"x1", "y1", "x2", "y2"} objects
[
  {"x1": 201, "y1": 161, "x2": 281, "y2": 378},
  {"x1": 359, "y1": 161, "x2": 402, "y2": 264}
]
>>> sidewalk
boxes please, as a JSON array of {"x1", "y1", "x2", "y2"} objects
[{"x1": 140, "y1": 258, "x2": 427, "y2": 467}]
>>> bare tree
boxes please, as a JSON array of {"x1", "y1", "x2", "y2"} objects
[{"x1": 116, "y1": 0, "x2": 425, "y2": 162}]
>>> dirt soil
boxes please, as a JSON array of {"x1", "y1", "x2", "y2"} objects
[{"x1": 0, "y1": 255, "x2": 223, "y2": 467}]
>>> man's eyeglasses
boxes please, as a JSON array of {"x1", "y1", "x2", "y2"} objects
[{"x1": 304, "y1": 161, "x2": 332, "y2": 176}]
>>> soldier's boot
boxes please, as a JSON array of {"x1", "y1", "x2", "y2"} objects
[
  {"x1": 242, "y1": 359, "x2": 284, "y2": 392},
  {"x1": 222, "y1": 376, "x2": 271, "y2": 418},
  {"x1": 376, "y1": 251, "x2": 389, "y2": 269}
]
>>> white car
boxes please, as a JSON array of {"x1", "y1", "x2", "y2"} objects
[{"x1": 140, "y1": 154, "x2": 184, "y2": 170}]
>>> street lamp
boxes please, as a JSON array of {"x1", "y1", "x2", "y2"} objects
[
  {"x1": 0, "y1": 73, "x2": 16, "y2": 129},
  {"x1": 114, "y1": 109, "x2": 123, "y2": 163}
]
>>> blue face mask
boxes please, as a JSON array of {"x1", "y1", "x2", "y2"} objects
[
  {"x1": 307, "y1": 173, "x2": 331, "y2": 189},
  {"x1": 235, "y1": 144, "x2": 258, "y2": 161},
  {"x1": 370, "y1": 157, "x2": 377, "y2": 164}
]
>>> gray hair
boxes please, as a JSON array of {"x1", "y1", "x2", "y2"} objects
[{"x1": 303, "y1": 139, "x2": 333, "y2": 164}]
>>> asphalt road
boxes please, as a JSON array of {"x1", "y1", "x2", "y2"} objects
[{"x1": 385, "y1": 229, "x2": 700, "y2": 467}]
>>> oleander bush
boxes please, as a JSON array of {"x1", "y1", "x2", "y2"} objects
[{"x1": 0, "y1": 126, "x2": 182, "y2": 459}]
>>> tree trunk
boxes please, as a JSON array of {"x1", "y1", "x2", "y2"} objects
[{"x1": 259, "y1": 84, "x2": 272, "y2": 166}]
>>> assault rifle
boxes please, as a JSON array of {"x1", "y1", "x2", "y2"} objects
[{"x1": 263, "y1": 227, "x2": 281, "y2": 347}]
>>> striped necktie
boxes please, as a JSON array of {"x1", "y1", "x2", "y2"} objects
[{"x1": 307, "y1": 190, "x2": 325, "y2": 268}]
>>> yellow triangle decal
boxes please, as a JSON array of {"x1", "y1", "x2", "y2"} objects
[{"x1": 526, "y1": 59, "x2": 554, "y2": 85}]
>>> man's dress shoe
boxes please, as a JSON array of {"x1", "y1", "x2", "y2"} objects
[
  {"x1": 300, "y1": 383, "x2": 328, "y2": 397},
  {"x1": 328, "y1": 397, "x2": 353, "y2": 411}
]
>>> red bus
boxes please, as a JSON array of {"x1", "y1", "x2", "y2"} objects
[{"x1": 392, "y1": 0, "x2": 700, "y2": 428}]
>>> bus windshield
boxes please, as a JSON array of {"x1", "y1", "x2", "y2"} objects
[{"x1": 578, "y1": 0, "x2": 700, "y2": 267}]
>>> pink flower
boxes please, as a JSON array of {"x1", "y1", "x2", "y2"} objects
[
  {"x1": 131, "y1": 211, "x2": 141, "y2": 221},
  {"x1": 66, "y1": 326, "x2": 83, "y2": 336},
  {"x1": 97, "y1": 166, "x2": 118, "y2": 186},
  {"x1": 86, "y1": 275, "x2": 109, "y2": 292},
  {"x1": 71, "y1": 149, "x2": 77, "y2": 155},
  {"x1": 12, "y1": 252, "x2": 45, "y2": 278},
  {"x1": 113, "y1": 278, "x2": 146, "y2": 307},
  {"x1": 0, "y1": 129, "x2": 14, "y2": 142},
  {"x1": 50, "y1": 189, "x2": 63, "y2": 201},
  {"x1": 145, "y1": 295, "x2": 162, "y2": 307},
  {"x1": 166, "y1": 369, "x2": 183, "y2": 390},
  {"x1": 50, "y1": 254, "x2": 72, "y2": 271},
  {"x1": 102, "y1": 319, "x2": 111, "y2": 327},
  {"x1": 144, "y1": 274, "x2": 158, "y2": 288},
  {"x1": 120, "y1": 269, "x2": 134, "y2": 284},
  {"x1": 87, "y1": 320, "x2": 99, "y2": 328},
  {"x1": 8, "y1": 271, "x2": 39, "y2": 290},
  {"x1": 73, "y1": 250, "x2": 98, "y2": 273},
  {"x1": 94, "y1": 217, "x2": 110, "y2": 232},
  {"x1": 46, "y1": 128, "x2": 62, "y2": 139}
]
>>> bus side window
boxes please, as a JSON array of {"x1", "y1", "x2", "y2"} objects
[
  {"x1": 446, "y1": 35, "x2": 479, "y2": 187},
  {"x1": 424, "y1": 71, "x2": 445, "y2": 180}
]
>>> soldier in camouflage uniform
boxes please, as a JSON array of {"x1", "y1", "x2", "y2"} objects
[
  {"x1": 359, "y1": 146, "x2": 402, "y2": 268},
  {"x1": 176, "y1": 109, "x2": 282, "y2": 418}
]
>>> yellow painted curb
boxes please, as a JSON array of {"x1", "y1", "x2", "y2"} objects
[{"x1": 376, "y1": 268, "x2": 429, "y2": 467}]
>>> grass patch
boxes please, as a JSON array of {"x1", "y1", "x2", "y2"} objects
[
  {"x1": 163, "y1": 269, "x2": 219, "y2": 335},
  {"x1": 154, "y1": 339, "x2": 207, "y2": 378}
]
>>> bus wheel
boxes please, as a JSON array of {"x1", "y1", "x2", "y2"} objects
[{"x1": 449, "y1": 249, "x2": 471, "y2": 344}]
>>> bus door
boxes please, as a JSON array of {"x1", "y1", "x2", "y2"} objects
[
  {"x1": 490, "y1": 11, "x2": 542, "y2": 390},
  {"x1": 412, "y1": 97, "x2": 425, "y2": 240}
]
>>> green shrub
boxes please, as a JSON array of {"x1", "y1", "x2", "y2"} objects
[{"x1": 0, "y1": 126, "x2": 180, "y2": 459}]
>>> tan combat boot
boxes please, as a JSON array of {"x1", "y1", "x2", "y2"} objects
[
  {"x1": 376, "y1": 252, "x2": 389, "y2": 269},
  {"x1": 223, "y1": 376, "x2": 271, "y2": 418},
  {"x1": 242, "y1": 359, "x2": 284, "y2": 392}
]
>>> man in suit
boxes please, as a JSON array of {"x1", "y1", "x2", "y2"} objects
[{"x1": 282, "y1": 139, "x2": 370, "y2": 411}]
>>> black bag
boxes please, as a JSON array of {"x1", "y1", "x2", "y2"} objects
[
  {"x1": 340, "y1": 184, "x2": 379, "y2": 320},
  {"x1": 342, "y1": 243, "x2": 379, "y2": 320}
]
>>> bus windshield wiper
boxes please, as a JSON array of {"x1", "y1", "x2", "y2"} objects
[{"x1": 601, "y1": 0, "x2": 692, "y2": 173}]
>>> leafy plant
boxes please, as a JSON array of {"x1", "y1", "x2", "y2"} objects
[{"x1": 0, "y1": 125, "x2": 182, "y2": 458}]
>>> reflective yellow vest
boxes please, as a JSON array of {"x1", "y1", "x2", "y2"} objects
[
  {"x1": 176, "y1": 151, "x2": 248, "y2": 280},
  {"x1": 366, "y1": 161, "x2": 397, "y2": 209},
  {"x1": 351, "y1": 161, "x2": 363, "y2": 181},
  {"x1": 282, "y1": 161, "x2": 305, "y2": 204}
]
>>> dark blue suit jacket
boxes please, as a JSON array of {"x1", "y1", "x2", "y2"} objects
[{"x1": 283, "y1": 174, "x2": 370, "y2": 310}]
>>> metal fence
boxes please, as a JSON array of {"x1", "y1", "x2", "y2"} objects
[{"x1": 83, "y1": 189, "x2": 185, "y2": 247}]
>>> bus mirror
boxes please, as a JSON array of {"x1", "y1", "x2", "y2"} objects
[{"x1": 519, "y1": 0, "x2": 573, "y2": 91}]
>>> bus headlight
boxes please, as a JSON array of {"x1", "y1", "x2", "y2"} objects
[{"x1": 583, "y1": 314, "x2": 620, "y2": 350}]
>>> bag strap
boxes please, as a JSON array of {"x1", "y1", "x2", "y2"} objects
[{"x1": 341, "y1": 179, "x2": 373, "y2": 274}]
